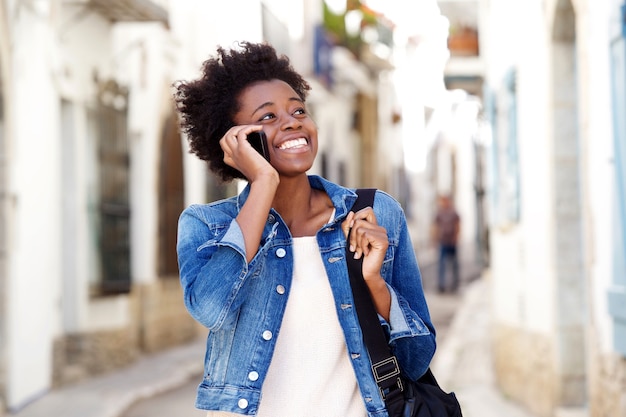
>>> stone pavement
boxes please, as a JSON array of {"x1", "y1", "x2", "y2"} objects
[
  {"x1": 9, "y1": 274, "x2": 539, "y2": 417},
  {"x1": 8, "y1": 340, "x2": 205, "y2": 417},
  {"x1": 430, "y1": 274, "x2": 538, "y2": 417}
]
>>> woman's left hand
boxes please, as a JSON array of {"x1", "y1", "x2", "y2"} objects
[
  {"x1": 342, "y1": 207, "x2": 389, "y2": 281},
  {"x1": 343, "y1": 207, "x2": 392, "y2": 320}
]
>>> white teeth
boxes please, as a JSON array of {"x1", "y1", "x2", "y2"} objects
[{"x1": 279, "y1": 138, "x2": 307, "y2": 150}]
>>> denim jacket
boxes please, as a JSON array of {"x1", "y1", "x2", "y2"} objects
[{"x1": 177, "y1": 175, "x2": 436, "y2": 416}]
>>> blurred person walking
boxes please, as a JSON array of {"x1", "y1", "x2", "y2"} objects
[
  {"x1": 173, "y1": 41, "x2": 436, "y2": 417},
  {"x1": 432, "y1": 195, "x2": 461, "y2": 293}
]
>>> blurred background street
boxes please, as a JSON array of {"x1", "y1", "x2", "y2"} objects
[{"x1": 1, "y1": 0, "x2": 626, "y2": 416}]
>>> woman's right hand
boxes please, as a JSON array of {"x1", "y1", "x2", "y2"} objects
[
  {"x1": 220, "y1": 125, "x2": 277, "y2": 183},
  {"x1": 221, "y1": 126, "x2": 279, "y2": 262}
]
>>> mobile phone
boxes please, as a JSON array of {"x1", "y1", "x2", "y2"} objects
[{"x1": 247, "y1": 130, "x2": 270, "y2": 162}]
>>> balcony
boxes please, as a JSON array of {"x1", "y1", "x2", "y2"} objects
[{"x1": 83, "y1": 0, "x2": 168, "y2": 26}]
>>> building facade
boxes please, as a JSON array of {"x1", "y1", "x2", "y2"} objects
[{"x1": 481, "y1": 0, "x2": 626, "y2": 415}]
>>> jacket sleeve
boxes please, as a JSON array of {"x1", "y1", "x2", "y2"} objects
[
  {"x1": 176, "y1": 204, "x2": 253, "y2": 330},
  {"x1": 375, "y1": 192, "x2": 437, "y2": 380}
]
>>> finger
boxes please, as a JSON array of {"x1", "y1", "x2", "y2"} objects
[
  {"x1": 348, "y1": 215, "x2": 363, "y2": 255},
  {"x1": 342, "y1": 212, "x2": 355, "y2": 239},
  {"x1": 352, "y1": 207, "x2": 378, "y2": 225},
  {"x1": 224, "y1": 126, "x2": 251, "y2": 144},
  {"x1": 359, "y1": 228, "x2": 387, "y2": 257},
  {"x1": 351, "y1": 220, "x2": 386, "y2": 259},
  {"x1": 221, "y1": 126, "x2": 261, "y2": 160},
  {"x1": 347, "y1": 209, "x2": 373, "y2": 257},
  {"x1": 221, "y1": 129, "x2": 239, "y2": 149},
  {"x1": 350, "y1": 219, "x2": 370, "y2": 259},
  {"x1": 229, "y1": 131, "x2": 242, "y2": 145},
  {"x1": 233, "y1": 125, "x2": 263, "y2": 141},
  {"x1": 220, "y1": 137, "x2": 232, "y2": 158},
  {"x1": 220, "y1": 132, "x2": 243, "y2": 169},
  {"x1": 234, "y1": 126, "x2": 267, "y2": 157},
  {"x1": 353, "y1": 226, "x2": 373, "y2": 259}
]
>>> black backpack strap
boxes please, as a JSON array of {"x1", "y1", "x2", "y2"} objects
[
  {"x1": 351, "y1": 188, "x2": 376, "y2": 212},
  {"x1": 346, "y1": 189, "x2": 405, "y2": 407}
]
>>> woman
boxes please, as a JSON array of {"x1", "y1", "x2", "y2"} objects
[{"x1": 174, "y1": 41, "x2": 436, "y2": 417}]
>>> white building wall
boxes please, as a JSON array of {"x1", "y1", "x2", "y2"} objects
[
  {"x1": 486, "y1": 0, "x2": 622, "y2": 412},
  {"x1": 55, "y1": 5, "x2": 144, "y2": 336},
  {"x1": 377, "y1": 71, "x2": 403, "y2": 184},
  {"x1": 6, "y1": 1, "x2": 165, "y2": 408},
  {"x1": 514, "y1": 1, "x2": 556, "y2": 335},
  {"x1": 55, "y1": 1, "x2": 117, "y2": 334},
  {"x1": 577, "y1": 0, "x2": 616, "y2": 355},
  {"x1": 486, "y1": 0, "x2": 556, "y2": 334},
  {"x1": 7, "y1": 5, "x2": 62, "y2": 409}
]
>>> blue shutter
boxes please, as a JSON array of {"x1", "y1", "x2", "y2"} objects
[
  {"x1": 483, "y1": 86, "x2": 499, "y2": 226},
  {"x1": 608, "y1": 2, "x2": 626, "y2": 356},
  {"x1": 505, "y1": 69, "x2": 521, "y2": 222},
  {"x1": 484, "y1": 69, "x2": 521, "y2": 228}
]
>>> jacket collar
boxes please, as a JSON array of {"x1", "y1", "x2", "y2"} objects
[{"x1": 235, "y1": 175, "x2": 358, "y2": 223}]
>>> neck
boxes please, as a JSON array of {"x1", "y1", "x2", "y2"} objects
[
  {"x1": 272, "y1": 174, "x2": 332, "y2": 236},
  {"x1": 272, "y1": 175, "x2": 313, "y2": 218}
]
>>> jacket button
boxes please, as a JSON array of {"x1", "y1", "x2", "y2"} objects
[
  {"x1": 248, "y1": 371, "x2": 259, "y2": 381},
  {"x1": 276, "y1": 248, "x2": 286, "y2": 258},
  {"x1": 268, "y1": 214, "x2": 276, "y2": 223},
  {"x1": 238, "y1": 398, "x2": 249, "y2": 409},
  {"x1": 262, "y1": 330, "x2": 273, "y2": 340},
  {"x1": 276, "y1": 285, "x2": 285, "y2": 294}
]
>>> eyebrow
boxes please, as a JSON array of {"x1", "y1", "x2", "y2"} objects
[{"x1": 251, "y1": 97, "x2": 304, "y2": 117}]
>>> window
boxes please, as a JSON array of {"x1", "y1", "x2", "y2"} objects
[{"x1": 94, "y1": 80, "x2": 131, "y2": 295}]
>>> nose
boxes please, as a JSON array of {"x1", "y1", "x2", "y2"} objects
[{"x1": 280, "y1": 113, "x2": 303, "y2": 131}]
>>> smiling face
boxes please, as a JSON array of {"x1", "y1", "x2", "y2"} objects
[{"x1": 233, "y1": 79, "x2": 318, "y2": 177}]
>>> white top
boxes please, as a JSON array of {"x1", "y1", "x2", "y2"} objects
[{"x1": 207, "y1": 234, "x2": 367, "y2": 417}]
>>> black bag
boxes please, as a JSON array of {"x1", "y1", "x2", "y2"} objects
[
  {"x1": 390, "y1": 368, "x2": 462, "y2": 417},
  {"x1": 347, "y1": 189, "x2": 463, "y2": 417}
]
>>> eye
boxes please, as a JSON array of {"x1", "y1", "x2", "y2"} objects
[
  {"x1": 259, "y1": 113, "x2": 276, "y2": 121},
  {"x1": 293, "y1": 108, "x2": 306, "y2": 116}
]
